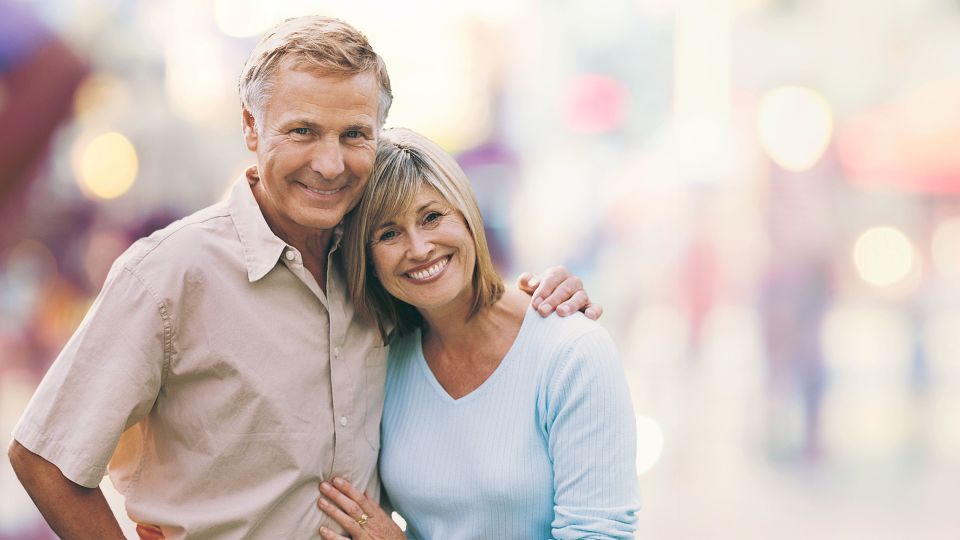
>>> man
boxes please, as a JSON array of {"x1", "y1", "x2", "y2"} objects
[{"x1": 7, "y1": 16, "x2": 598, "y2": 539}]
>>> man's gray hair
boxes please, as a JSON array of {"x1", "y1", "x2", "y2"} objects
[{"x1": 239, "y1": 16, "x2": 393, "y2": 128}]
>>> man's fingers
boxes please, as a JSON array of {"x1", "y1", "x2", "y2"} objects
[
  {"x1": 517, "y1": 272, "x2": 540, "y2": 295},
  {"x1": 554, "y1": 289, "x2": 591, "y2": 317},
  {"x1": 537, "y1": 276, "x2": 583, "y2": 316},
  {"x1": 584, "y1": 302, "x2": 603, "y2": 321},
  {"x1": 530, "y1": 267, "x2": 570, "y2": 312}
]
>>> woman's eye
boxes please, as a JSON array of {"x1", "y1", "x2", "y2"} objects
[
  {"x1": 424, "y1": 211, "x2": 442, "y2": 224},
  {"x1": 378, "y1": 230, "x2": 398, "y2": 242}
]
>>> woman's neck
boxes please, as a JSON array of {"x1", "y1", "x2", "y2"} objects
[
  {"x1": 417, "y1": 288, "x2": 530, "y2": 399},
  {"x1": 419, "y1": 288, "x2": 529, "y2": 365}
]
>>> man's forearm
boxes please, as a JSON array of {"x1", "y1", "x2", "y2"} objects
[{"x1": 8, "y1": 440, "x2": 125, "y2": 539}]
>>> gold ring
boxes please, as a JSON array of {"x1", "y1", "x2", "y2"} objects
[{"x1": 357, "y1": 513, "x2": 369, "y2": 526}]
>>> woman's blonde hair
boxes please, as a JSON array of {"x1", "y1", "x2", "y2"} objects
[{"x1": 343, "y1": 128, "x2": 505, "y2": 341}]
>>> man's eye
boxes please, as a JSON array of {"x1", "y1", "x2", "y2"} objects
[
  {"x1": 292, "y1": 127, "x2": 310, "y2": 136},
  {"x1": 345, "y1": 130, "x2": 362, "y2": 139}
]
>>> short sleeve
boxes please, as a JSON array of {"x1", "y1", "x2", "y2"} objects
[
  {"x1": 544, "y1": 327, "x2": 640, "y2": 539},
  {"x1": 12, "y1": 262, "x2": 167, "y2": 488}
]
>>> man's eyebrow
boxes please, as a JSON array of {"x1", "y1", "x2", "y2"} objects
[
  {"x1": 344, "y1": 123, "x2": 374, "y2": 133},
  {"x1": 283, "y1": 119, "x2": 318, "y2": 128}
]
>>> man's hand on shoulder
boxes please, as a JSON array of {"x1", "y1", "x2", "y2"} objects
[{"x1": 517, "y1": 265, "x2": 602, "y2": 320}]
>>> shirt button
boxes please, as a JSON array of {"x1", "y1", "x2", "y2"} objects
[
  {"x1": 285, "y1": 250, "x2": 296, "y2": 261},
  {"x1": 340, "y1": 416, "x2": 348, "y2": 427}
]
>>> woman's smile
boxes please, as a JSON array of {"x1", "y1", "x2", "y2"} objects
[
  {"x1": 404, "y1": 255, "x2": 452, "y2": 282},
  {"x1": 371, "y1": 186, "x2": 477, "y2": 313}
]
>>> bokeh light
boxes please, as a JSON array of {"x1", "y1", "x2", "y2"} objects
[
  {"x1": 852, "y1": 226, "x2": 915, "y2": 287},
  {"x1": 820, "y1": 305, "x2": 911, "y2": 459},
  {"x1": 71, "y1": 132, "x2": 139, "y2": 200},
  {"x1": 72, "y1": 73, "x2": 130, "y2": 123},
  {"x1": 757, "y1": 86, "x2": 833, "y2": 172},
  {"x1": 931, "y1": 218, "x2": 960, "y2": 280},
  {"x1": 564, "y1": 75, "x2": 629, "y2": 134},
  {"x1": 6, "y1": 239, "x2": 57, "y2": 282},
  {"x1": 636, "y1": 415, "x2": 664, "y2": 475},
  {"x1": 164, "y1": 35, "x2": 234, "y2": 123},
  {"x1": 3, "y1": 240, "x2": 58, "y2": 325},
  {"x1": 836, "y1": 82, "x2": 960, "y2": 194},
  {"x1": 376, "y1": 19, "x2": 489, "y2": 152}
]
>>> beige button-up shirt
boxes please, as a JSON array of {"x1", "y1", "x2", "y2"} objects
[{"x1": 13, "y1": 176, "x2": 387, "y2": 538}]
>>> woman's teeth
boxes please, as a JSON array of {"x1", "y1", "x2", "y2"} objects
[{"x1": 407, "y1": 257, "x2": 448, "y2": 280}]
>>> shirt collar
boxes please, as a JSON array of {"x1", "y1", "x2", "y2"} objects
[
  {"x1": 228, "y1": 168, "x2": 346, "y2": 282},
  {"x1": 228, "y1": 170, "x2": 289, "y2": 282}
]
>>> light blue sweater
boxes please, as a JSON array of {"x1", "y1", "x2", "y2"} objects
[{"x1": 379, "y1": 307, "x2": 640, "y2": 539}]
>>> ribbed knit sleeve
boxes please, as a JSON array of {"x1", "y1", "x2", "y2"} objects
[{"x1": 543, "y1": 327, "x2": 640, "y2": 539}]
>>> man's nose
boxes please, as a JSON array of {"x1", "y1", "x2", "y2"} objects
[{"x1": 310, "y1": 137, "x2": 345, "y2": 180}]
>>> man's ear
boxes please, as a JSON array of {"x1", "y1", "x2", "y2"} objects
[{"x1": 242, "y1": 107, "x2": 259, "y2": 152}]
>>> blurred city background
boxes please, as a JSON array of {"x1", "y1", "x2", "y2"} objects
[{"x1": 1, "y1": 0, "x2": 958, "y2": 538}]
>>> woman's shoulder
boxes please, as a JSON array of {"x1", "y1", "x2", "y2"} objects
[
  {"x1": 521, "y1": 308, "x2": 614, "y2": 355},
  {"x1": 515, "y1": 308, "x2": 619, "y2": 388},
  {"x1": 525, "y1": 311, "x2": 631, "y2": 426}
]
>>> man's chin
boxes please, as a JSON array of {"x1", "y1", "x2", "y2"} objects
[{"x1": 298, "y1": 214, "x2": 345, "y2": 233}]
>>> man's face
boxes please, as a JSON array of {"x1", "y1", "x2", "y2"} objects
[{"x1": 243, "y1": 63, "x2": 379, "y2": 241}]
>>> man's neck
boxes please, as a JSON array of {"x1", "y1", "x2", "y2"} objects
[
  {"x1": 248, "y1": 173, "x2": 335, "y2": 290},
  {"x1": 297, "y1": 231, "x2": 333, "y2": 290}
]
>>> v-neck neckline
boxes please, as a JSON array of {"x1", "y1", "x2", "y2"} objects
[{"x1": 414, "y1": 306, "x2": 535, "y2": 405}]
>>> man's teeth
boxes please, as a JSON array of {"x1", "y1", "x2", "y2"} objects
[
  {"x1": 304, "y1": 185, "x2": 341, "y2": 195},
  {"x1": 407, "y1": 257, "x2": 448, "y2": 280}
]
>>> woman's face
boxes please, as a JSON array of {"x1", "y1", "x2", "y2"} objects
[{"x1": 368, "y1": 185, "x2": 476, "y2": 314}]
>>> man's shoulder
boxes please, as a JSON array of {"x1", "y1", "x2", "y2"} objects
[{"x1": 117, "y1": 200, "x2": 235, "y2": 275}]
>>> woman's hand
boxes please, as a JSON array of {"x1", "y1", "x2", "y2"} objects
[
  {"x1": 519, "y1": 265, "x2": 603, "y2": 320},
  {"x1": 317, "y1": 477, "x2": 406, "y2": 540}
]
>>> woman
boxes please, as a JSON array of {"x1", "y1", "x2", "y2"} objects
[{"x1": 317, "y1": 128, "x2": 640, "y2": 539}]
